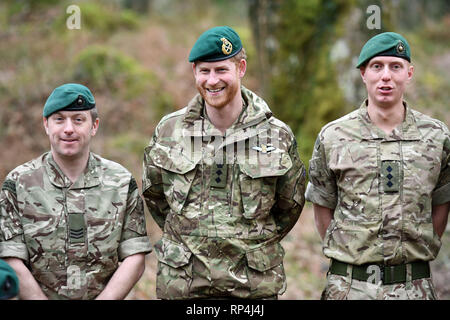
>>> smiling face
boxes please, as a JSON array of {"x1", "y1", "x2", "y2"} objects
[
  {"x1": 193, "y1": 58, "x2": 246, "y2": 109},
  {"x1": 43, "y1": 110, "x2": 99, "y2": 161},
  {"x1": 360, "y1": 56, "x2": 414, "y2": 109}
]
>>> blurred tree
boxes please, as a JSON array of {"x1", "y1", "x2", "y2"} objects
[
  {"x1": 121, "y1": 0, "x2": 152, "y2": 14},
  {"x1": 248, "y1": 0, "x2": 354, "y2": 163}
]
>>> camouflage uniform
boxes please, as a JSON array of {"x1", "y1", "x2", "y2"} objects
[
  {"x1": 306, "y1": 100, "x2": 450, "y2": 299},
  {"x1": 143, "y1": 86, "x2": 306, "y2": 299},
  {"x1": 0, "y1": 152, "x2": 152, "y2": 299}
]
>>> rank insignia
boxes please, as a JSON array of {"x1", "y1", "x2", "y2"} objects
[
  {"x1": 252, "y1": 143, "x2": 276, "y2": 154},
  {"x1": 381, "y1": 160, "x2": 400, "y2": 193}
]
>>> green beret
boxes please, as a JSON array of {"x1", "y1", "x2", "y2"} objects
[
  {"x1": 189, "y1": 26, "x2": 243, "y2": 63},
  {"x1": 356, "y1": 32, "x2": 411, "y2": 68},
  {"x1": 0, "y1": 259, "x2": 19, "y2": 300},
  {"x1": 43, "y1": 83, "x2": 95, "y2": 118}
]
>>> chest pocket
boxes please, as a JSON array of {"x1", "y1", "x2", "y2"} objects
[
  {"x1": 238, "y1": 151, "x2": 292, "y2": 219},
  {"x1": 149, "y1": 142, "x2": 198, "y2": 214}
]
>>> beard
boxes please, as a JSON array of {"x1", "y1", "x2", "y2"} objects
[{"x1": 196, "y1": 80, "x2": 240, "y2": 109}]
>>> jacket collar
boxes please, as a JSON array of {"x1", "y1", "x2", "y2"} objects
[
  {"x1": 358, "y1": 100, "x2": 421, "y2": 141},
  {"x1": 45, "y1": 152, "x2": 101, "y2": 189}
]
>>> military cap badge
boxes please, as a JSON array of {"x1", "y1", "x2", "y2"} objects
[
  {"x1": 221, "y1": 37, "x2": 232, "y2": 55},
  {"x1": 396, "y1": 41, "x2": 405, "y2": 54}
]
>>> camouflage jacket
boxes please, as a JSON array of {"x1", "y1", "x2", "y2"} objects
[
  {"x1": 306, "y1": 101, "x2": 450, "y2": 265},
  {"x1": 142, "y1": 86, "x2": 306, "y2": 299},
  {"x1": 0, "y1": 152, "x2": 152, "y2": 299}
]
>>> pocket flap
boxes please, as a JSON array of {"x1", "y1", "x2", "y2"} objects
[
  {"x1": 154, "y1": 237, "x2": 192, "y2": 268},
  {"x1": 148, "y1": 142, "x2": 197, "y2": 174},
  {"x1": 240, "y1": 152, "x2": 292, "y2": 178},
  {"x1": 246, "y1": 242, "x2": 285, "y2": 272}
]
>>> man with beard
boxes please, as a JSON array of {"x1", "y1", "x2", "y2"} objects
[{"x1": 142, "y1": 26, "x2": 306, "y2": 299}]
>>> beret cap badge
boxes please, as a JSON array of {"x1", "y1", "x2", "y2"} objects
[
  {"x1": 396, "y1": 41, "x2": 405, "y2": 54},
  {"x1": 221, "y1": 37, "x2": 232, "y2": 55},
  {"x1": 77, "y1": 95, "x2": 84, "y2": 106}
]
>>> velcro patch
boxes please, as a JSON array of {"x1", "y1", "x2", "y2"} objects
[
  {"x1": 381, "y1": 160, "x2": 400, "y2": 193},
  {"x1": 68, "y1": 212, "x2": 85, "y2": 244}
]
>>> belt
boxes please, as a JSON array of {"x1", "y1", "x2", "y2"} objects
[{"x1": 329, "y1": 259, "x2": 430, "y2": 285}]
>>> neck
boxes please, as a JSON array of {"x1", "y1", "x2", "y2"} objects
[
  {"x1": 205, "y1": 91, "x2": 243, "y2": 134},
  {"x1": 51, "y1": 150, "x2": 90, "y2": 183},
  {"x1": 367, "y1": 99, "x2": 406, "y2": 135}
]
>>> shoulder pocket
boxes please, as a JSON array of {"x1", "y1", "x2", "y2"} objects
[
  {"x1": 239, "y1": 152, "x2": 292, "y2": 219},
  {"x1": 239, "y1": 152, "x2": 292, "y2": 178},
  {"x1": 149, "y1": 142, "x2": 199, "y2": 213},
  {"x1": 149, "y1": 142, "x2": 197, "y2": 174}
]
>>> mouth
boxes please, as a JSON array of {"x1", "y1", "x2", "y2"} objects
[
  {"x1": 378, "y1": 86, "x2": 393, "y2": 93},
  {"x1": 60, "y1": 138, "x2": 79, "y2": 144},
  {"x1": 206, "y1": 87, "x2": 225, "y2": 94}
]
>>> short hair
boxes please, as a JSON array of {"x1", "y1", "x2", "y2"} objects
[
  {"x1": 230, "y1": 47, "x2": 247, "y2": 65},
  {"x1": 90, "y1": 107, "x2": 98, "y2": 122}
]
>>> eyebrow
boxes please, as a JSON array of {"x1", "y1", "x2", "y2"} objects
[
  {"x1": 53, "y1": 112, "x2": 87, "y2": 118},
  {"x1": 369, "y1": 58, "x2": 405, "y2": 65},
  {"x1": 198, "y1": 63, "x2": 230, "y2": 70}
]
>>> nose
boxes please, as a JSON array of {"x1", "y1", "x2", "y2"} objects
[
  {"x1": 63, "y1": 119, "x2": 74, "y2": 135},
  {"x1": 206, "y1": 71, "x2": 220, "y2": 87},
  {"x1": 381, "y1": 68, "x2": 392, "y2": 81}
]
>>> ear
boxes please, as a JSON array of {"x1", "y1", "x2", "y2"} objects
[
  {"x1": 407, "y1": 64, "x2": 414, "y2": 81},
  {"x1": 238, "y1": 59, "x2": 247, "y2": 79},
  {"x1": 359, "y1": 66, "x2": 367, "y2": 84},
  {"x1": 192, "y1": 63, "x2": 197, "y2": 76},
  {"x1": 91, "y1": 118, "x2": 99, "y2": 137},
  {"x1": 43, "y1": 117, "x2": 49, "y2": 135}
]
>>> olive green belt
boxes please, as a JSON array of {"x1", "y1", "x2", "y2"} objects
[{"x1": 329, "y1": 259, "x2": 430, "y2": 285}]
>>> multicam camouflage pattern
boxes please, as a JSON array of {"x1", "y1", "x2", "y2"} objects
[
  {"x1": 0, "y1": 152, "x2": 152, "y2": 299},
  {"x1": 321, "y1": 274, "x2": 438, "y2": 300},
  {"x1": 143, "y1": 86, "x2": 306, "y2": 299},
  {"x1": 306, "y1": 100, "x2": 450, "y2": 265}
]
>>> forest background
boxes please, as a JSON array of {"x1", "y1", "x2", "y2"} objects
[{"x1": 0, "y1": 0, "x2": 449, "y2": 299}]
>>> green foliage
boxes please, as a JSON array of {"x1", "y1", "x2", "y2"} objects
[
  {"x1": 72, "y1": 45, "x2": 155, "y2": 98},
  {"x1": 71, "y1": 44, "x2": 173, "y2": 125},
  {"x1": 52, "y1": 1, "x2": 141, "y2": 35},
  {"x1": 269, "y1": 0, "x2": 353, "y2": 164},
  {"x1": 108, "y1": 132, "x2": 149, "y2": 158},
  {"x1": 3, "y1": 0, "x2": 59, "y2": 16}
]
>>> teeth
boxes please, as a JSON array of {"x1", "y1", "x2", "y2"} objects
[{"x1": 208, "y1": 88, "x2": 223, "y2": 92}]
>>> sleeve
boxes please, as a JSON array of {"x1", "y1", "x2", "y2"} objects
[
  {"x1": 118, "y1": 176, "x2": 152, "y2": 261},
  {"x1": 305, "y1": 134, "x2": 338, "y2": 209},
  {"x1": 0, "y1": 179, "x2": 29, "y2": 261},
  {"x1": 271, "y1": 137, "x2": 306, "y2": 240},
  {"x1": 432, "y1": 130, "x2": 450, "y2": 206},
  {"x1": 142, "y1": 132, "x2": 170, "y2": 230}
]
